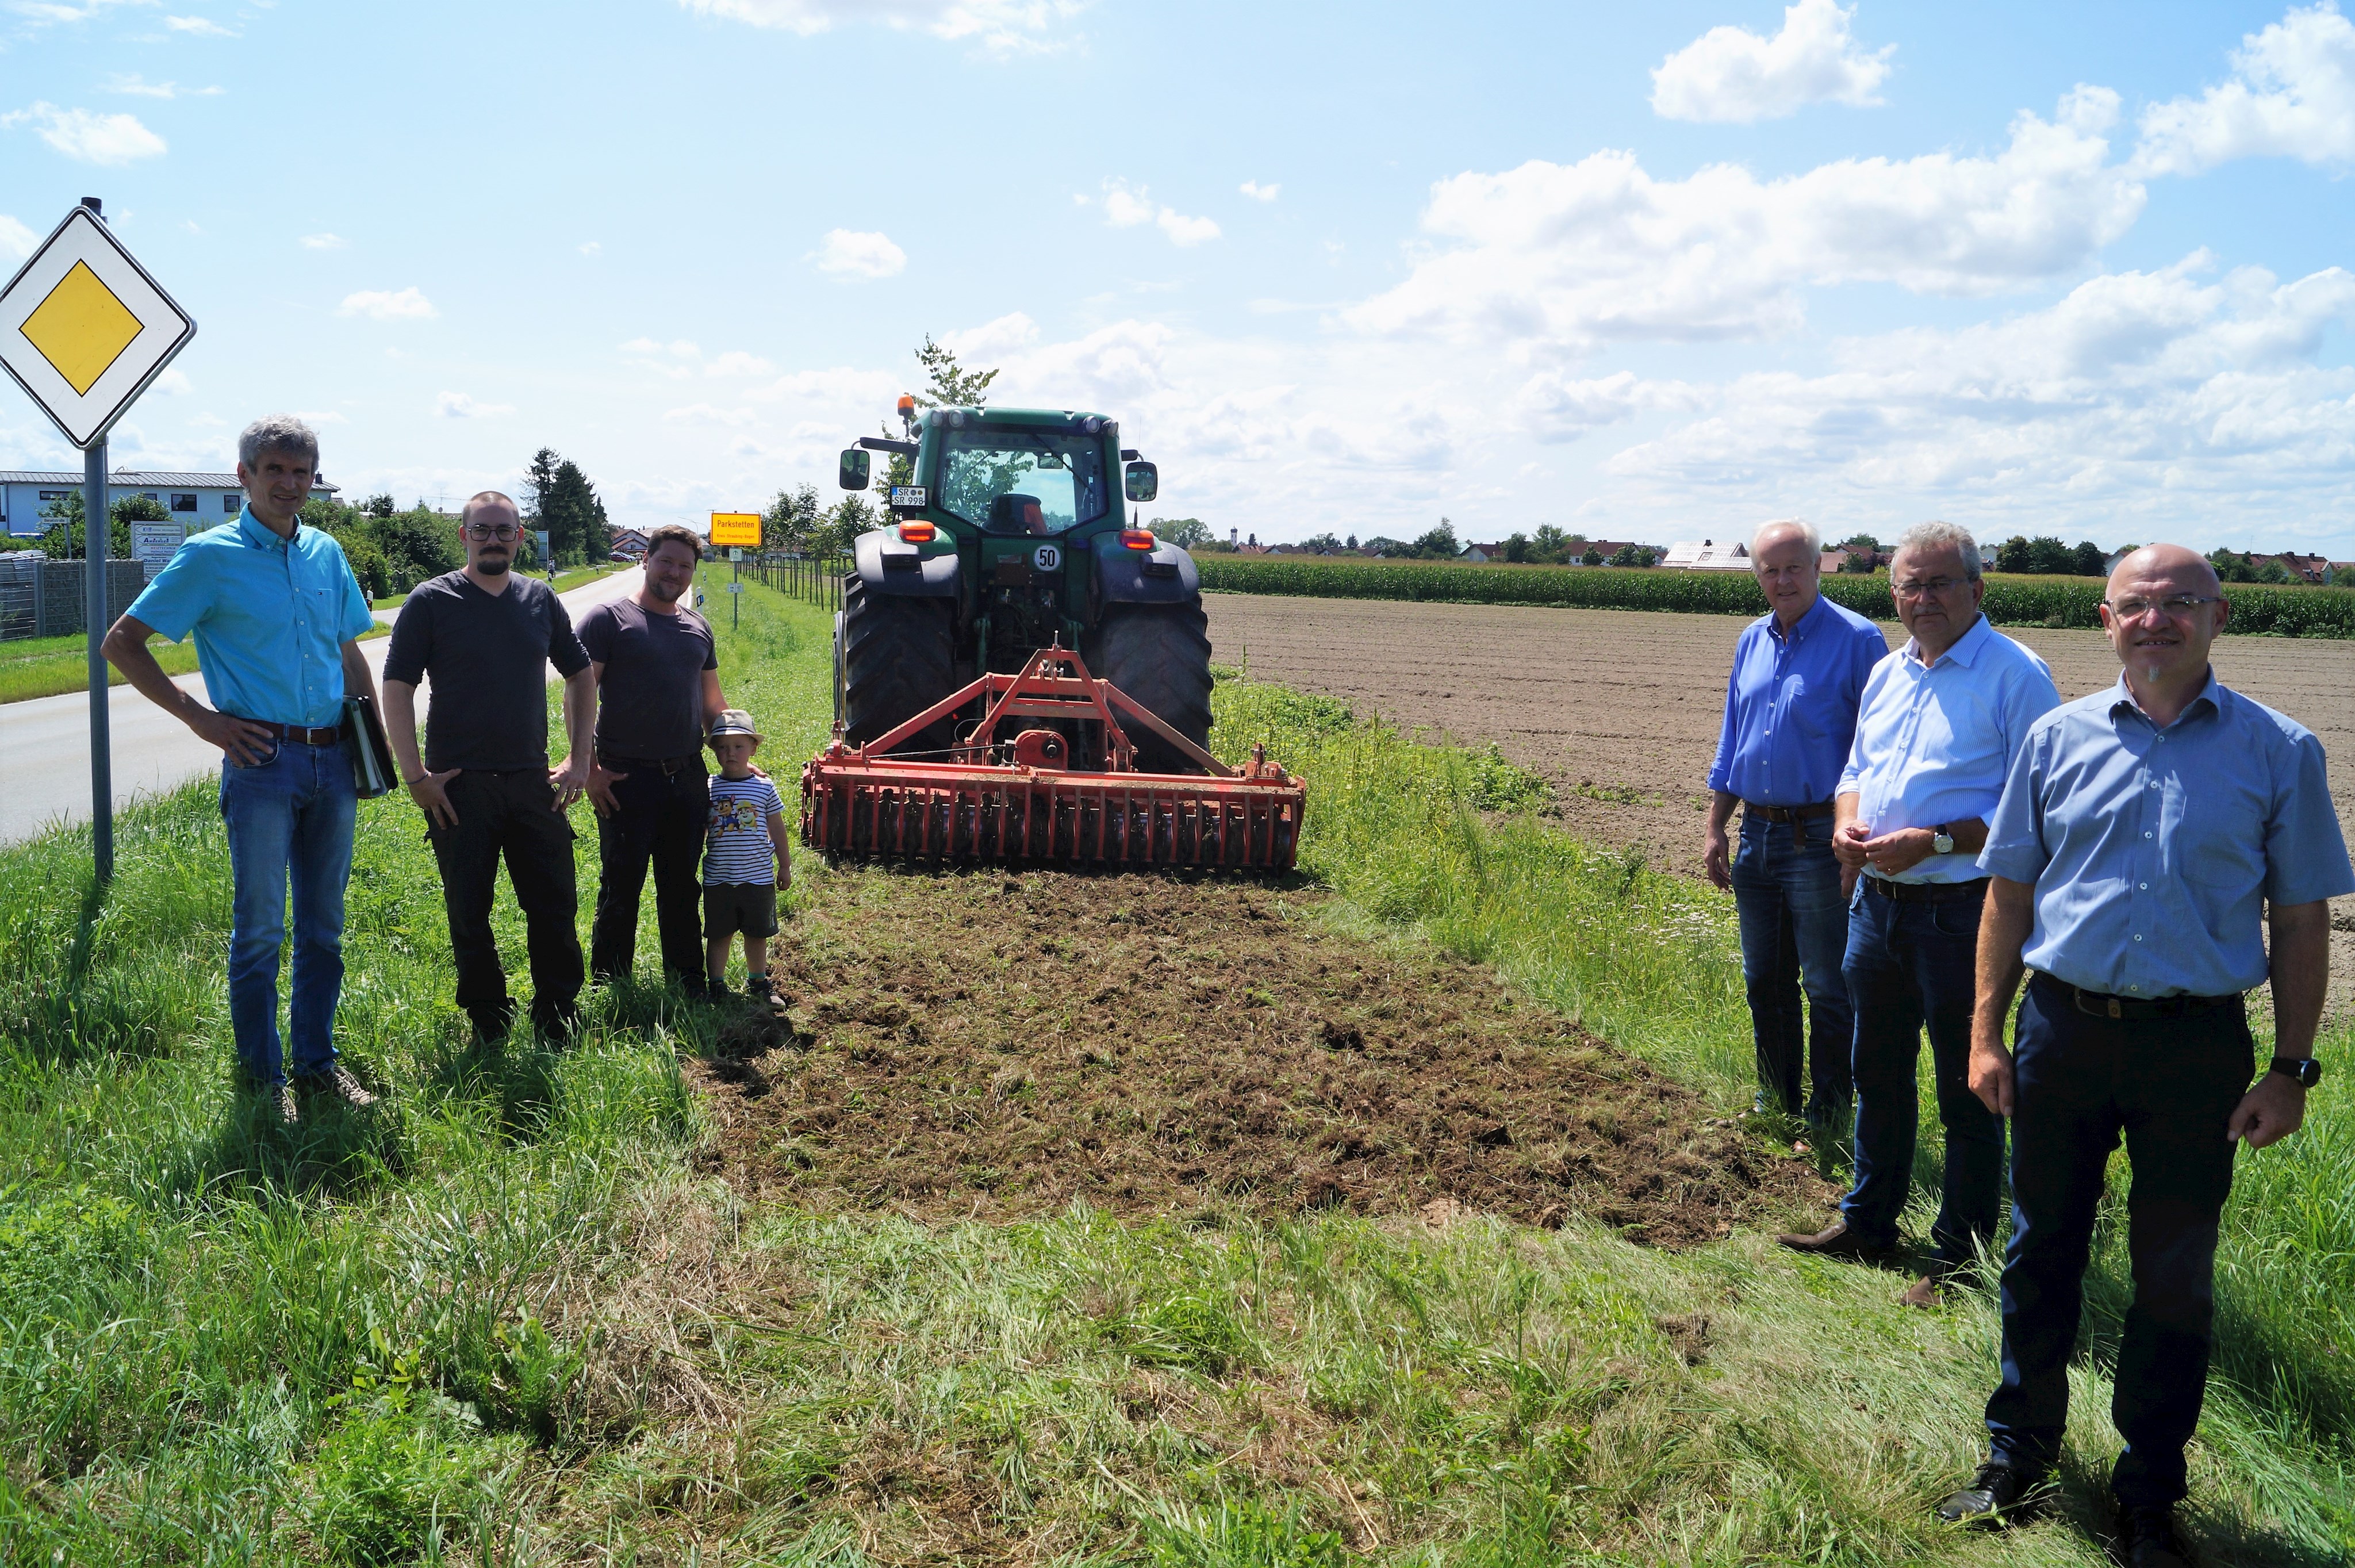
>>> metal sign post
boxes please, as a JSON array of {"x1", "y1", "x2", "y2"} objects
[{"x1": 0, "y1": 198, "x2": 197, "y2": 886}]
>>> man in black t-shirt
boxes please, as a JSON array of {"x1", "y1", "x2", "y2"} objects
[
  {"x1": 578, "y1": 524, "x2": 727, "y2": 992},
  {"x1": 384, "y1": 492, "x2": 595, "y2": 1041}
]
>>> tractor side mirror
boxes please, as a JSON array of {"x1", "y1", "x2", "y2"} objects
[
  {"x1": 838, "y1": 449, "x2": 871, "y2": 491},
  {"x1": 1123, "y1": 460, "x2": 1159, "y2": 503}
]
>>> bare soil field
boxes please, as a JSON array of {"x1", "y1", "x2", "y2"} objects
[
  {"x1": 1205, "y1": 593, "x2": 2355, "y2": 1006},
  {"x1": 693, "y1": 869, "x2": 1831, "y2": 1247}
]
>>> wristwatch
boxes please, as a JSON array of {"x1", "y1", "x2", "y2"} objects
[
  {"x1": 1931, "y1": 824, "x2": 1955, "y2": 855},
  {"x1": 2270, "y1": 1056, "x2": 2322, "y2": 1088}
]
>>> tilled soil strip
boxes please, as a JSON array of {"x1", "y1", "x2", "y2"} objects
[{"x1": 692, "y1": 870, "x2": 1828, "y2": 1247}]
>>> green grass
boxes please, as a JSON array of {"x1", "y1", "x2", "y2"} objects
[
  {"x1": 0, "y1": 632, "x2": 202, "y2": 705},
  {"x1": 1197, "y1": 556, "x2": 2355, "y2": 638},
  {"x1": 1, "y1": 584, "x2": 2348, "y2": 1563}
]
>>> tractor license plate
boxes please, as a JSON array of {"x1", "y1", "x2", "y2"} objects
[{"x1": 889, "y1": 485, "x2": 927, "y2": 508}]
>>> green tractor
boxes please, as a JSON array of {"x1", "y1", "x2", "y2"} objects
[{"x1": 833, "y1": 400, "x2": 1213, "y2": 773}]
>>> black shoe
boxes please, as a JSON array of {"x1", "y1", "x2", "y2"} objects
[
  {"x1": 466, "y1": 1003, "x2": 515, "y2": 1043},
  {"x1": 700, "y1": 976, "x2": 732, "y2": 1000},
  {"x1": 1774, "y1": 1218, "x2": 1894, "y2": 1262},
  {"x1": 2116, "y1": 1505, "x2": 2191, "y2": 1568},
  {"x1": 530, "y1": 1002, "x2": 581, "y2": 1045},
  {"x1": 1936, "y1": 1461, "x2": 2047, "y2": 1525}
]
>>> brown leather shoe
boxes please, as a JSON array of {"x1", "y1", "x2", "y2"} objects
[
  {"x1": 1775, "y1": 1218, "x2": 1893, "y2": 1261},
  {"x1": 1901, "y1": 1274, "x2": 1946, "y2": 1309}
]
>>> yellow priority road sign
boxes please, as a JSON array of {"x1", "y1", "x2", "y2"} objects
[
  {"x1": 0, "y1": 205, "x2": 195, "y2": 450},
  {"x1": 709, "y1": 511, "x2": 761, "y2": 547}
]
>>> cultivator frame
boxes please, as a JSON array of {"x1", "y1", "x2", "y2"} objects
[{"x1": 801, "y1": 646, "x2": 1305, "y2": 869}]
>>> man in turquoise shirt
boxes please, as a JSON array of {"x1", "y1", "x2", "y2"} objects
[
  {"x1": 1935, "y1": 545, "x2": 2350, "y2": 1568},
  {"x1": 102, "y1": 415, "x2": 382, "y2": 1126}
]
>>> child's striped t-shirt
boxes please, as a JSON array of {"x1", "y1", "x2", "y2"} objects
[{"x1": 704, "y1": 773, "x2": 784, "y2": 885}]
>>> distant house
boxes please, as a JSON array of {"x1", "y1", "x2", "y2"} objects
[
  {"x1": 0, "y1": 468, "x2": 339, "y2": 538},
  {"x1": 1460, "y1": 542, "x2": 1506, "y2": 563},
  {"x1": 1661, "y1": 539, "x2": 1752, "y2": 572},
  {"x1": 606, "y1": 527, "x2": 650, "y2": 559},
  {"x1": 2252, "y1": 551, "x2": 2332, "y2": 582}
]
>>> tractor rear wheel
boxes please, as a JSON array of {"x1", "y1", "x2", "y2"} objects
[
  {"x1": 1090, "y1": 601, "x2": 1214, "y2": 774},
  {"x1": 841, "y1": 577, "x2": 958, "y2": 754}
]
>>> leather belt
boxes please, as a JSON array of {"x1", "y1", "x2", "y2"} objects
[
  {"x1": 250, "y1": 719, "x2": 342, "y2": 746},
  {"x1": 2032, "y1": 973, "x2": 2242, "y2": 1022},
  {"x1": 1861, "y1": 875, "x2": 1989, "y2": 904},
  {"x1": 1742, "y1": 800, "x2": 1835, "y2": 823}
]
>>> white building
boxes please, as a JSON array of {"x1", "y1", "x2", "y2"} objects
[
  {"x1": 1660, "y1": 539, "x2": 1753, "y2": 571},
  {"x1": 0, "y1": 469, "x2": 340, "y2": 539}
]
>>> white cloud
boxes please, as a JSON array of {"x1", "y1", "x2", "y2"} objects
[
  {"x1": 300, "y1": 232, "x2": 346, "y2": 250},
  {"x1": 1240, "y1": 179, "x2": 1280, "y2": 202},
  {"x1": 2133, "y1": 3, "x2": 2355, "y2": 176},
  {"x1": 437, "y1": 391, "x2": 514, "y2": 419},
  {"x1": 1519, "y1": 369, "x2": 1704, "y2": 442},
  {"x1": 2, "y1": 103, "x2": 167, "y2": 164},
  {"x1": 151, "y1": 367, "x2": 191, "y2": 394},
  {"x1": 1348, "y1": 89, "x2": 2141, "y2": 353},
  {"x1": 704, "y1": 351, "x2": 776, "y2": 377},
  {"x1": 990, "y1": 318, "x2": 1176, "y2": 407},
  {"x1": 620, "y1": 337, "x2": 701, "y2": 359},
  {"x1": 339, "y1": 287, "x2": 438, "y2": 320},
  {"x1": 0, "y1": 216, "x2": 33, "y2": 259},
  {"x1": 813, "y1": 228, "x2": 907, "y2": 278},
  {"x1": 939, "y1": 310, "x2": 1040, "y2": 361},
  {"x1": 1651, "y1": 0, "x2": 1893, "y2": 122},
  {"x1": 106, "y1": 75, "x2": 221, "y2": 99},
  {"x1": 1099, "y1": 180, "x2": 1221, "y2": 247},
  {"x1": 662, "y1": 403, "x2": 757, "y2": 427},
  {"x1": 677, "y1": 0, "x2": 1085, "y2": 53},
  {"x1": 162, "y1": 14, "x2": 235, "y2": 36},
  {"x1": 745, "y1": 365, "x2": 901, "y2": 406},
  {"x1": 1598, "y1": 259, "x2": 2355, "y2": 527},
  {"x1": 579, "y1": 240, "x2": 601, "y2": 256}
]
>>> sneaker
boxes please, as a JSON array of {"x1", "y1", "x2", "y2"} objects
[
  {"x1": 701, "y1": 976, "x2": 733, "y2": 1000},
  {"x1": 295, "y1": 1064, "x2": 378, "y2": 1110},
  {"x1": 266, "y1": 1083, "x2": 301, "y2": 1128}
]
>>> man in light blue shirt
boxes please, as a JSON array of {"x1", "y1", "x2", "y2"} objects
[
  {"x1": 1779, "y1": 522, "x2": 2060, "y2": 1309},
  {"x1": 1937, "y1": 545, "x2": 2350, "y2": 1562},
  {"x1": 1704, "y1": 519, "x2": 1888, "y2": 1134},
  {"x1": 102, "y1": 416, "x2": 382, "y2": 1125}
]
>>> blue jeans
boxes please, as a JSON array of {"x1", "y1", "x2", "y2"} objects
[
  {"x1": 1839, "y1": 882, "x2": 2005, "y2": 1264},
  {"x1": 1986, "y1": 978, "x2": 2250, "y2": 1511},
  {"x1": 219, "y1": 737, "x2": 357, "y2": 1086},
  {"x1": 1729, "y1": 814, "x2": 1854, "y2": 1121}
]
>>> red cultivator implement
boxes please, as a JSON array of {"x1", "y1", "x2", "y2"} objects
[{"x1": 801, "y1": 646, "x2": 1306, "y2": 870}]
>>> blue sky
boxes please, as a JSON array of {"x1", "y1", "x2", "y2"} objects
[{"x1": 3, "y1": 1, "x2": 2352, "y2": 557}]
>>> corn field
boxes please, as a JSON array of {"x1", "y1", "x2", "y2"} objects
[{"x1": 1194, "y1": 555, "x2": 2355, "y2": 637}]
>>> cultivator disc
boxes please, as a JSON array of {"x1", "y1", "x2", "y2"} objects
[{"x1": 801, "y1": 646, "x2": 1305, "y2": 870}]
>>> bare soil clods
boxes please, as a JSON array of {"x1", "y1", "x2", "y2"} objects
[{"x1": 691, "y1": 872, "x2": 1829, "y2": 1247}]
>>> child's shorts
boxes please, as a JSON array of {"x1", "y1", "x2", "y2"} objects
[{"x1": 703, "y1": 880, "x2": 779, "y2": 939}]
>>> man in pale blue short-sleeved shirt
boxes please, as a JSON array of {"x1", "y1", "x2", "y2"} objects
[
  {"x1": 102, "y1": 415, "x2": 383, "y2": 1126},
  {"x1": 1934, "y1": 544, "x2": 2352, "y2": 1566},
  {"x1": 1778, "y1": 521, "x2": 2061, "y2": 1311}
]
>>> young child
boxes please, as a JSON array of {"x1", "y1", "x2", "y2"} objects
[{"x1": 702, "y1": 709, "x2": 791, "y2": 1005}]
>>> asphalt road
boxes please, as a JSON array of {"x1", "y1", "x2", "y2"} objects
[{"x1": 0, "y1": 566, "x2": 644, "y2": 846}]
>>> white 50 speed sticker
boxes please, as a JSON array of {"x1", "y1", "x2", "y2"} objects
[{"x1": 1032, "y1": 543, "x2": 1061, "y2": 572}]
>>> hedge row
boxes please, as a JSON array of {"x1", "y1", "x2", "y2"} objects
[{"x1": 1193, "y1": 556, "x2": 2355, "y2": 638}]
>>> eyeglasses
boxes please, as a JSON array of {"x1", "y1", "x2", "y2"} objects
[
  {"x1": 2105, "y1": 594, "x2": 2222, "y2": 620},
  {"x1": 464, "y1": 523, "x2": 520, "y2": 540},
  {"x1": 1894, "y1": 576, "x2": 1970, "y2": 599}
]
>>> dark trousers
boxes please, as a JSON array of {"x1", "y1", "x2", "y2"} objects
[
  {"x1": 1985, "y1": 977, "x2": 2251, "y2": 1511},
  {"x1": 1839, "y1": 883, "x2": 2005, "y2": 1264},
  {"x1": 1729, "y1": 814, "x2": 1854, "y2": 1121},
  {"x1": 423, "y1": 769, "x2": 583, "y2": 1029},
  {"x1": 590, "y1": 758, "x2": 709, "y2": 986}
]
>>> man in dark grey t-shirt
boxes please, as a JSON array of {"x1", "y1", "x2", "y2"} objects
[
  {"x1": 578, "y1": 524, "x2": 726, "y2": 992},
  {"x1": 385, "y1": 491, "x2": 595, "y2": 1041}
]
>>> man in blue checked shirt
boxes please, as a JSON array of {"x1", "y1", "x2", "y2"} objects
[
  {"x1": 1778, "y1": 522, "x2": 2061, "y2": 1311},
  {"x1": 102, "y1": 415, "x2": 383, "y2": 1128},
  {"x1": 1705, "y1": 518, "x2": 1889, "y2": 1138},
  {"x1": 1935, "y1": 545, "x2": 2350, "y2": 1568}
]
